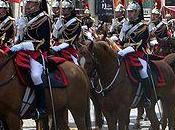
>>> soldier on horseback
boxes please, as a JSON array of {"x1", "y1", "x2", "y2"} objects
[
  {"x1": 109, "y1": 3, "x2": 126, "y2": 36},
  {"x1": 10, "y1": 0, "x2": 51, "y2": 120},
  {"x1": 51, "y1": 1, "x2": 60, "y2": 23},
  {"x1": 0, "y1": 0, "x2": 15, "y2": 47},
  {"x1": 118, "y1": 1, "x2": 151, "y2": 107},
  {"x1": 149, "y1": 7, "x2": 168, "y2": 50},
  {"x1": 52, "y1": 0, "x2": 81, "y2": 65},
  {"x1": 82, "y1": 8, "x2": 95, "y2": 29}
]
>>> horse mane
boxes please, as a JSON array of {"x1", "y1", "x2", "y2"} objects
[{"x1": 94, "y1": 41, "x2": 117, "y2": 59}]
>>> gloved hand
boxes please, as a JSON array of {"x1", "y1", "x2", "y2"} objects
[
  {"x1": 10, "y1": 44, "x2": 23, "y2": 52},
  {"x1": 118, "y1": 46, "x2": 135, "y2": 56},
  {"x1": 10, "y1": 41, "x2": 35, "y2": 52},
  {"x1": 51, "y1": 42, "x2": 69, "y2": 52}
]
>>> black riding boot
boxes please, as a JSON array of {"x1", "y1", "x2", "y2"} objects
[
  {"x1": 33, "y1": 83, "x2": 46, "y2": 120},
  {"x1": 141, "y1": 78, "x2": 151, "y2": 108}
]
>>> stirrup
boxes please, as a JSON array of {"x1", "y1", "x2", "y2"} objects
[{"x1": 32, "y1": 109, "x2": 46, "y2": 120}]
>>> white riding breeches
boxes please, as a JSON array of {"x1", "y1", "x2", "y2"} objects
[
  {"x1": 138, "y1": 58, "x2": 148, "y2": 79},
  {"x1": 30, "y1": 57, "x2": 43, "y2": 85}
]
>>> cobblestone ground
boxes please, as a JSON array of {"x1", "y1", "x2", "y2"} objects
[{"x1": 22, "y1": 101, "x2": 168, "y2": 130}]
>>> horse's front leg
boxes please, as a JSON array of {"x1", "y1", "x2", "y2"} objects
[
  {"x1": 104, "y1": 110, "x2": 117, "y2": 130},
  {"x1": 118, "y1": 106, "x2": 130, "y2": 130},
  {"x1": 6, "y1": 112, "x2": 21, "y2": 130}
]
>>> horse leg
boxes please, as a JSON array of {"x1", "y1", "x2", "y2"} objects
[
  {"x1": 104, "y1": 111, "x2": 117, "y2": 130},
  {"x1": 90, "y1": 89, "x2": 103, "y2": 129},
  {"x1": 55, "y1": 109, "x2": 69, "y2": 130},
  {"x1": 133, "y1": 106, "x2": 144, "y2": 129},
  {"x1": 6, "y1": 113, "x2": 20, "y2": 130},
  {"x1": 145, "y1": 105, "x2": 160, "y2": 130},
  {"x1": 69, "y1": 107, "x2": 87, "y2": 130},
  {"x1": 118, "y1": 107, "x2": 130, "y2": 130}
]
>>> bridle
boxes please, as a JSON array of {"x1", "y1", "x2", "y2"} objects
[{"x1": 87, "y1": 44, "x2": 121, "y2": 95}]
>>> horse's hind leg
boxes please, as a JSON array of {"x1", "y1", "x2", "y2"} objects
[
  {"x1": 104, "y1": 111, "x2": 117, "y2": 130},
  {"x1": 55, "y1": 109, "x2": 70, "y2": 130},
  {"x1": 70, "y1": 108, "x2": 87, "y2": 130}
]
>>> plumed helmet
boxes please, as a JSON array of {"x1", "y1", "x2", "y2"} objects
[
  {"x1": 0, "y1": 0, "x2": 9, "y2": 8},
  {"x1": 84, "y1": 8, "x2": 90, "y2": 14},
  {"x1": 61, "y1": 0, "x2": 74, "y2": 9},
  {"x1": 126, "y1": 1, "x2": 140, "y2": 11},
  {"x1": 52, "y1": 1, "x2": 59, "y2": 8},
  {"x1": 115, "y1": 3, "x2": 125, "y2": 12},
  {"x1": 151, "y1": 8, "x2": 161, "y2": 15}
]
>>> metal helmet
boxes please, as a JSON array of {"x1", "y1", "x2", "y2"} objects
[
  {"x1": 151, "y1": 8, "x2": 160, "y2": 15},
  {"x1": 115, "y1": 3, "x2": 125, "y2": 12},
  {"x1": 0, "y1": 0, "x2": 9, "y2": 8},
  {"x1": 52, "y1": 1, "x2": 59, "y2": 8},
  {"x1": 84, "y1": 8, "x2": 90, "y2": 14},
  {"x1": 126, "y1": 1, "x2": 140, "y2": 11},
  {"x1": 61, "y1": 0, "x2": 74, "y2": 9}
]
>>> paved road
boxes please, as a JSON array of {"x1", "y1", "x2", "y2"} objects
[{"x1": 22, "y1": 101, "x2": 168, "y2": 130}]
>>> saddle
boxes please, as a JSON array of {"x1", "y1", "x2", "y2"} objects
[
  {"x1": 15, "y1": 51, "x2": 69, "y2": 88},
  {"x1": 124, "y1": 58, "x2": 166, "y2": 87}
]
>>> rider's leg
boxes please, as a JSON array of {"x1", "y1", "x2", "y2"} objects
[
  {"x1": 30, "y1": 57, "x2": 46, "y2": 119},
  {"x1": 138, "y1": 58, "x2": 151, "y2": 107}
]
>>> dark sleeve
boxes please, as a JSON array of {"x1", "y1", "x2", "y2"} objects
[
  {"x1": 4, "y1": 23, "x2": 15, "y2": 43},
  {"x1": 37, "y1": 18, "x2": 51, "y2": 50}
]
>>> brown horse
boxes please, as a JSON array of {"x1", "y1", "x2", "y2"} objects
[
  {"x1": 79, "y1": 41, "x2": 175, "y2": 130},
  {"x1": 0, "y1": 50, "x2": 90, "y2": 130}
]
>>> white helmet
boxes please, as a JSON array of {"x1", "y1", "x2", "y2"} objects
[
  {"x1": 61, "y1": 0, "x2": 74, "y2": 9},
  {"x1": 84, "y1": 8, "x2": 90, "y2": 14},
  {"x1": 126, "y1": 1, "x2": 140, "y2": 11},
  {"x1": 52, "y1": 1, "x2": 59, "y2": 8},
  {"x1": 151, "y1": 8, "x2": 161, "y2": 15},
  {"x1": 0, "y1": 1, "x2": 9, "y2": 8},
  {"x1": 115, "y1": 3, "x2": 125, "y2": 12}
]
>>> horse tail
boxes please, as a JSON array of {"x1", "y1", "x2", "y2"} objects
[{"x1": 164, "y1": 53, "x2": 175, "y2": 72}]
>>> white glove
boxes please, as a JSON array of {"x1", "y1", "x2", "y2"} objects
[
  {"x1": 118, "y1": 46, "x2": 135, "y2": 56},
  {"x1": 16, "y1": 17, "x2": 28, "y2": 41},
  {"x1": 85, "y1": 31, "x2": 94, "y2": 41},
  {"x1": 150, "y1": 37, "x2": 158, "y2": 46},
  {"x1": 53, "y1": 18, "x2": 64, "y2": 38},
  {"x1": 10, "y1": 41, "x2": 35, "y2": 52},
  {"x1": 82, "y1": 25, "x2": 88, "y2": 31},
  {"x1": 51, "y1": 42, "x2": 69, "y2": 52},
  {"x1": 16, "y1": 17, "x2": 27, "y2": 31}
]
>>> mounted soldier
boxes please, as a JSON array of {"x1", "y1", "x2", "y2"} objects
[
  {"x1": 51, "y1": 1, "x2": 60, "y2": 23},
  {"x1": 165, "y1": 13, "x2": 174, "y2": 38},
  {"x1": 0, "y1": 0, "x2": 15, "y2": 48},
  {"x1": 52, "y1": 0, "x2": 81, "y2": 65},
  {"x1": 10, "y1": 0, "x2": 51, "y2": 120},
  {"x1": 82, "y1": 8, "x2": 95, "y2": 29},
  {"x1": 149, "y1": 7, "x2": 168, "y2": 53},
  {"x1": 109, "y1": 3, "x2": 126, "y2": 36},
  {"x1": 118, "y1": 1, "x2": 151, "y2": 107},
  {"x1": 81, "y1": 8, "x2": 95, "y2": 42}
]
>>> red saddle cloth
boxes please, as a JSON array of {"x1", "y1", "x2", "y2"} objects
[
  {"x1": 58, "y1": 47, "x2": 78, "y2": 62},
  {"x1": 15, "y1": 51, "x2": 69, "y2": 87},
  {"x1": 124, "y1": 57, "x2": 166, "y2": 87}
]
